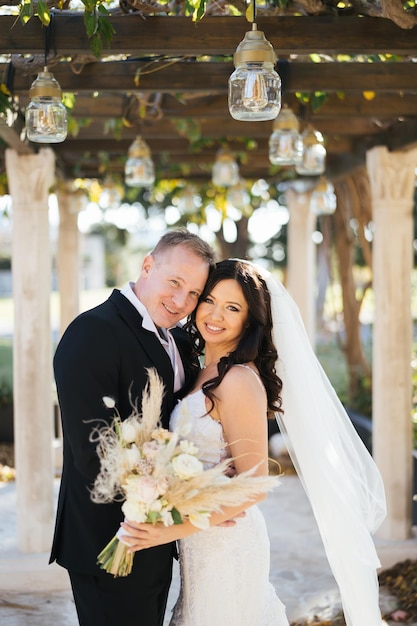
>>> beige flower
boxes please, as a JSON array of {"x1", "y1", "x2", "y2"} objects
[
  {"x1": 179, "y1": 439, "x2": 199, "y2": 455},
  {"x1": 172, "y1": 453, "x2": 204, "y2": 480}
]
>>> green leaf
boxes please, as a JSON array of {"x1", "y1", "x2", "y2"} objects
[
  {"x1": 184, "y1": 0, "x2": 206, "y2": 21},
  {"x1": 62, "y1": 92, "x2": 76, "y2": 109},
  {"x1": 90, "y1": 33, "x2": 103, "y2": 58},
  {"x1": 98, "y1": 15, "x2": 115, "y2": 46},
  {"x1": 97, "y1": 3, "x2": 110, "y2": 15},
  {"x1": 193, "y1": 0, "x2": 206, "y2": 21},
  {"x1": 36, "y1": 0, "x2": 50, "y2": 25},
  {"x1": 147, "y1": 510, "x2": 161, "y2": 524},
  {"x1": 67, "y1": 116, "x2": 80, "y2": 137},
  {"x1": 19, "y1": 0, "x2": 33, "y2": 24},
  {"x1": 80, "y1": 0, "x2": 96, "y2": 10},
  {"x1": 245, "y1": 2, "x2": 255, "y2": 23},
  {"x1": 309, "y1": 53, "x2": 321, "y2": 63},
  {"x1": 171, "y1": 508, "x2": 183, "y2": 525},
  {"x1": 83, "y1": 10, "x2": 98, "y2": 37},
  {"x1": 310, "y1": 91, "x2": 327, "y2": 111}
]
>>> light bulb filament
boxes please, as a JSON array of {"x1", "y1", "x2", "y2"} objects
[{"x1": 242, "y1": 70, "x2": 268, "y2": 111}]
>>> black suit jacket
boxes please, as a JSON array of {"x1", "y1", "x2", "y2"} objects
[{"x1": 50, "y1": 289, "x2": 198, "y2": 575}]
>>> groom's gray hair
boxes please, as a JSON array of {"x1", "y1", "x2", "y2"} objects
[{"x1": 151, "y1": 229, "x2": 216, "y2": 269}]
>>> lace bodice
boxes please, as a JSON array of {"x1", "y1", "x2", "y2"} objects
[{"x1": 170, "y1": 389, "x2": 228, "y2": 469}]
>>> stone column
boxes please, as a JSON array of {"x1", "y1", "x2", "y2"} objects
[
  {"x1": 5, "y1": 148, "x2": 55, "y2": 552},
  {"x1": 55, "y1": 187, "x2": 81, "y2": 337},
  {"x1": 366, "y1": 145, "x2": 417, "y2": 540},
  {"x1": 286, "y1": 188, "x2": 316, "y2": 343}
]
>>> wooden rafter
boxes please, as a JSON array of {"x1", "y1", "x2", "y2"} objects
[{"x1": 1, "y1": 13, "x2": 417, "y2": 181}]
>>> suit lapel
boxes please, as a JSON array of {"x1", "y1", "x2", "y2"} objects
[
  {"x1": 108, "y1": 290, "x2": 174, "y2": 391},
  {"x1": 171, "y1": 326, "x2": 200, "y2": 398}
]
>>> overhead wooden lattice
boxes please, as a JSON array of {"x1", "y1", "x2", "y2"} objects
[{"x1": 1, "y1": 3, "x2": 417, "y2": 184}]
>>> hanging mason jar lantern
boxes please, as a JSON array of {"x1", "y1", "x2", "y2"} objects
[
  {"x1": 269, "y1": 106, "x2": 302, "y2": 166},
  {"x1": 295, "y1": 124, "x2": 326, "y2": 176},
  {"x1": 311, "y1": 176, "x2": 337, "y2": 215},
  {"x1": 25, "y1": 68, "x2": 67, "y2": 143},
  {"x1": 125, "y1": 136, "x2": 155, "y2": 188},
  {"x1": 228, "y1": 24, "x2": 281, "y2": 122},
  {"x1": 212, "y1": 148, "x2": 240, "y2": 187}
]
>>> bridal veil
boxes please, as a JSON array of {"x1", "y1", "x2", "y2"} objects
[{"x1": 256, "y1": 264, "x2": 386, "y2": 626}]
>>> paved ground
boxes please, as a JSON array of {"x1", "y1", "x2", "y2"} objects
[{"x1": 0, "y1": 474, "x2": 416, "y2": 625}]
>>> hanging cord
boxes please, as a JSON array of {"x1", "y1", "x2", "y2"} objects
[
  {"x1": 5, "y1": 61, "x2": 15, "y2": 95},
  {"x1": 44, "y1": 13, "x2": 55, "y2": 69}
]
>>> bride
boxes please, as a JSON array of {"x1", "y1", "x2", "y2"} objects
[
  {"x1": 121, "y1": 259, "x2": 386, "y2": 626},
  {"x1": 122, "y1": 259, "x2": 289, "y2": 624}
]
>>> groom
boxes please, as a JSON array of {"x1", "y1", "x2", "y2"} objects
[{"x1": 50, "y1": 229, "x2": 216, "y2": 626}]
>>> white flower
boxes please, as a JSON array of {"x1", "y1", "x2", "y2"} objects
[
  {"x1": 189, "y1": 511, "x2": 211, "y2": 530},
  {"x1": 148, "y1": 498, "x2": 163, "y2": 513},
  {"x1": 103, "y1": 396, "x2": 116, "y2": 409},
  {"x1": 124, "y1": 475, "x2": 165, "y2": 504},
  {"x1": 172, "y1": 453, "x2": 204, "y2": 480},
  {"x1": 152, "y1": 428, "x2": 173, "y2": 443},
  {"x1": 120, "y1": 420, "x2": 139, "y2": 444},
  {"x1": 142, "y1": 440, "x2": 160, "y2": 460},
  {"x1": 122, "y1": 444, "x2": 141, "y2": 469},
  {"x1": 179, "y1": 439, "x2": 199, "y2": 455},
  {"x1": 159, "y1": 509, "x2": 175, "y2": 526},
  {"x1": 122, "y1": 498, "x2": 148, "y2": 523}
]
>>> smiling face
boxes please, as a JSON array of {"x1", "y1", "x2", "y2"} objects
[
  {"x1": 195, "y1": 279, "x2": 249, "y2": 355},
  {"x1": 134, "y1": 245, "x2": 210, "y2": 329}
]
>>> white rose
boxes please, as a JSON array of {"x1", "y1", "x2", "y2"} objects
[
  {"x1": 122, "y1": 498, "x2": 147, "y2": 523},
  {"x1": 172, "y1": 453, "x2": 204, "y2": 480},
  {"x1": 120, "y1": 420, "x2": 139, "y2": 444}
]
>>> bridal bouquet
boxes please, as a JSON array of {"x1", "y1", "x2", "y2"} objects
[{"x1": 90, "y1": 368, "x2": 279, "y2": 577}]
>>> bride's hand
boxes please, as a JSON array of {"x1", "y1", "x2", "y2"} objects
[
  {"x1": 216, "y1": 511, "x2": 246, "y2": 527},
  {"x1": 120, "y1": 520, "x2": 176, "y2": 552}
]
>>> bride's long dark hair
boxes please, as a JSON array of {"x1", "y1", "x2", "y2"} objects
[{"x1": 185, "y1": 259, "x2": 283, "y2": 417}]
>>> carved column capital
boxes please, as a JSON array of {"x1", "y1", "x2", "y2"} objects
[{"x1": 366, "y1": 145, "x2": 417, "y2": 204}]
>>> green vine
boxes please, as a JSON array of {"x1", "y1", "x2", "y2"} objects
[
  {"x1": 295, "y1": 91, "x2": 328, "y2": 112},
  {"x1": 184, "y1": 0, "x2": 207, "y2": 22},
  {"x1": 80, "y1": 0, "x2": 115, "y2": 58},
  {"x1": 19, "y1": 0, "x2": 115, "y2": 58}
]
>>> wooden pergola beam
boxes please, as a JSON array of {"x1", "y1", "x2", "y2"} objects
[
  {"x1": 8, "y1": 60, "x2": 417, "y2": 94},
  {"x1": 12, "y1": 92, "x2": 414, "y2": 121},
  {"x1": 1, "y1": 15, "x2": 416, "y2": 56}
]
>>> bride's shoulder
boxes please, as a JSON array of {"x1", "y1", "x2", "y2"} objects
[{"x1": 221, "y1": 363, "x2": 264, "y2": 394}]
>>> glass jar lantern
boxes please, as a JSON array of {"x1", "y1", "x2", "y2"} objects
[
  {"x1": 269, "y1": 106, "x2": 302, "y2": 166},
  {"x1": 228, "y1": 24, "x2": 281, "y2": 122},
  {"x1": 25, "y1": 68, "x2": 67, "y2": 144}
]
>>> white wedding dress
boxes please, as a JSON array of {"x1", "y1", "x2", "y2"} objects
[{"x1": 169, "y1": 388, "x2": 289, "y2": 626}]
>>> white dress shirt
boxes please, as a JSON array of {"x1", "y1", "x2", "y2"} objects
[{"x1": 120, "y1": 282, "x2": 185, "y2": 392}]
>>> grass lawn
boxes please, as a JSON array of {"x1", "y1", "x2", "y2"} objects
[{"x1": 0, "y1": 338, "x2": 12, "y2": 387}]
